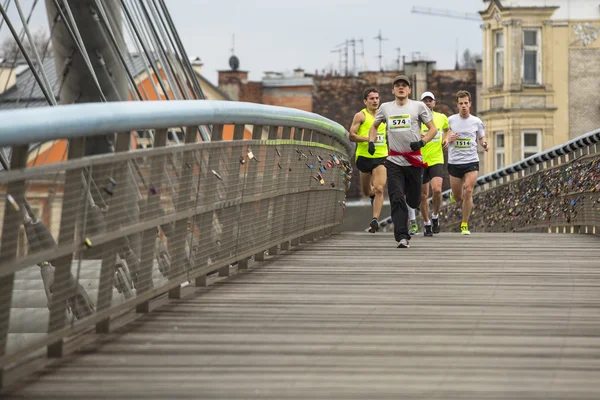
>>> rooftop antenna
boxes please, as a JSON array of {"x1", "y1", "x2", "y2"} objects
[
  {"x1": 374, "y1": 30, "x2": 388, "y2": 71},
  {"x1": 331, "y1": 48, "x2": 342, "y2": 75},
  {"x1": 349, "y1": 38, "x2": 357, "y2": 76},
  {"x1": 231, "y1": 34, "x2": 235, "y2": 55},
  {"x1": 455, "y1": 37, "x2": 459, "y2": 70},
  {"x1": 357, "y1": 38, "x2": 365, "y2": 72},
  {"x1": 395, "y1": 47, "x2": 402, "y2": 71}
]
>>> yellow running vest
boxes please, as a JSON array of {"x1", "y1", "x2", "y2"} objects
[
  {"x1": 420, "y1": 111, "x2": 449, "y2": 166},
  {"x1": 355, "y1": 108, "x2": 387, "y2": 160}
]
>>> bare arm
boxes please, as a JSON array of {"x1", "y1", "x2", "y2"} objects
[
  {"x1": 368, "y1": 120, "x2": 381, "y2": 143},
  {"x1": 348, "y1": 112, "x2": 368, "y2": 143},
  {"x1": 421, "y1": 120, "x2": 438, "y2": 143},
  {"x1": 479, "y1": 136, "x2": 489, "y2": 152}
]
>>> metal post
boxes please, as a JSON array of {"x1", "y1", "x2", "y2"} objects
[
  {"x1": 47, "y1": 137, "x2": 86, "y2": 358},
  {"x1": 136, "y1": 129, "x2": 167, "y2": 313},
  {"x1": 0, "y1": 145, "x2": 28, "y2": 386}
]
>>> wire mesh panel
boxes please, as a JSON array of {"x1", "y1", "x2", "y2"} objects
[{"x1": 0, "y1": 122, "x2": 352, "y2": 371}]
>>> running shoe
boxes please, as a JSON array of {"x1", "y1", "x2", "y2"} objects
[
  {"x1": 460, "y1": 223, "x2": 471, "y2": 235},
  {"x1": 432, "y1": 217, "x2": 440, "y2": 234},
  {"x1": 424, "y1": 224, "x2": 433, "y2": 237},
  {"x1": 397, "y1": 238, "x2": 410, "y2": 248},
  {"x1": 408, "y1": 221, "x2": 419, "y2": 236},
  {"x1": 368, "y1": 218, "x2": 379, "y2": 233},
  {"x1": 449, "y1": 192, "x2": 457, "y2": 203},
  {"x1": 370, "y1": 194, "x2": 375, "y2": 206}
]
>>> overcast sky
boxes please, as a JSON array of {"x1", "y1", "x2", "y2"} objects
[
  {"x1": 1, "y1": 0, "x2": 486, "y2": 84},
  {"x1": 169, "y1": 0, "x2": 485, "y2": 83}
]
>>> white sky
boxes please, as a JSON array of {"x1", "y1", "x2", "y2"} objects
[{"x1": 0, "y1": 0, "x2": 487, "y2": 84}]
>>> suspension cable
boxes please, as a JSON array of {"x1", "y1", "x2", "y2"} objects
[
  {"x1": 1, "y1": 0, "x2": 39, "y2": 94},
  {"x1": 14, "y1": 0, "x2": 56, "y2": 104},
  {"x1": 90, "y1": 0, "x2": 143, "y2": 101},
  {"x1": 56, "y1": 0, "x2": 107, "y2": 102},
  {"x1": 119, "y1": 0, "x2": 170, "y2": 100},
  {"x1": 0, "y1": 2, "x2": 55, "y2": 104},
  {"x1": 0, "y1": 0, "x2": 11, "y2": 37},
  {"x1": 138, "y1": 0, "x2": 188, "y2": 100},
  {"x1": 146, "y1": 0, "x2": 194, "y2": 100},
  {"x1": 128, "y1": 0, "x2": 180, "y2": 100}
]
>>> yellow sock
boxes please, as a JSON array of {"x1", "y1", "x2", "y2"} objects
[{"x1": 461, "y1": 222, "x2": 468, "y2": 227}]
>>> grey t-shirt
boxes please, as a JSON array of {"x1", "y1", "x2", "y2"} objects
[{"x1": 375, "y1": 99, "x2": 433, "y2": 166}]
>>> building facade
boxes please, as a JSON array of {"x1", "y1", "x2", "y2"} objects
[{"x1": 479, "y1": 0, "x2": 600, "y2": 173}]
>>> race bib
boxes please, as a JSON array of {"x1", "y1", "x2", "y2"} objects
[
  {"x1": 375, "y1": 134, "x2": 386, "y2": 146},
  {"x1": 422, "y1": 128, "x2": 441, "y2": 142},
  {"x1": 388, "y1": 115, "x2": 411, "y2": 131},
  {"x1": 455, "y1": 137, "x2": 471, "y2": 149}
]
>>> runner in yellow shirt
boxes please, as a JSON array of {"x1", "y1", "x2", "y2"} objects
[
  {"x1": 418, "y1": 91, "x2": 450, "y2": 236},
  {"x1": 349, "y1": 88, "x2": 387, "y2": 233}
]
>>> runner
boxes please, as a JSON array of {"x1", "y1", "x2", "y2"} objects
[
  {"x1": 349, "y1": 88, "x2": 388, "y2": 233},
  {"x1": 368, "y1": 75, "x2": 438, "y2": 248},
  {"x1": 446, "y1": 90, "x2": 488, "y2": 235},
  {"x1": 419, "y1": 91, "x2": 450, "y2": 236}
]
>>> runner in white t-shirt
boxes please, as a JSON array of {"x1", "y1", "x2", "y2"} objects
[{"x1": 446, "y1": 90, "x2": 489, "y2": 235}]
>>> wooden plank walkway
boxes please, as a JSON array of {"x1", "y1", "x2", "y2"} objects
[{"x1": 3, "y1": 232, "x2": 600, "y2": 399}]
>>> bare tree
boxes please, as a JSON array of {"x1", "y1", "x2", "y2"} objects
[
  {"x1": 460, "y1": 49, "x2": 479, "y2": 69},
  {"x1": 0, "y1": 28, "x2": 52, "y2": 63}
]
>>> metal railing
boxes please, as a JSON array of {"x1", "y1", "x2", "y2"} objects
[
  {"x1": 0, "y1": 100, "x2": 353, "y2": 382},
  {"x1": 377, "y1": 128, "x2": 600, "y2": 233}
]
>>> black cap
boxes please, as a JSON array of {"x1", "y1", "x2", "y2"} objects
[{"x1": 392, "y1": 75, "x2": 411, "y2": 86}]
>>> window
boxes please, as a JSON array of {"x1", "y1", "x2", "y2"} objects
[
  {"x1": 494, "y1": 31, "x2": 504, "y2": 86},
  {"x1": 522, "y1": 29, "x2": 541, "y2": 85},
  {"x1": 522, "y1": 130, "x2": 541, "y2": 159},
  {"x1": 495, "y1": 131, "x2": 505, "y2": 169}
]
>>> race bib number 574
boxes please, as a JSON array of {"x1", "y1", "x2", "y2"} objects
[{"x1": 388, "y1": 115, "x2": 411, "y2": 131}]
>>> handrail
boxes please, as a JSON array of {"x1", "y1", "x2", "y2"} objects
[
  {"x1": 375, "y1": 127, "x2": 600, "y2": 231},
  {"x1": 0, "y1": 100, "x2": 353, "y2": 153},
  {"x1": 459, "y1": 127, "x2": 600, "y2": 194}
]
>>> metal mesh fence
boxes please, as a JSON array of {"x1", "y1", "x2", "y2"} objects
[{"x1": 0, "y1": 125, "x2": 352, "y2": 371}]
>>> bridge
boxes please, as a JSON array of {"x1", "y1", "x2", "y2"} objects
[{"x1": 0, "y1": 1, "x2": 599, "y2": 398}]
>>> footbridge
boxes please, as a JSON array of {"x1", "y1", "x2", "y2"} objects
[{"x1": 0, "y1": 0, "x2": 599, "y2": 398}]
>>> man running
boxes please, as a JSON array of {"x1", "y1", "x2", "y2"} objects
[
  {"x1": 349, "y1": 88, "x2": 387, "y2": 233},
  {"x1": 368, "y1": 75, "x2": 438, "y2": 248},
  {"x1": 419, "y1": 91, "x2": 450, "y2": 236},
  {"x1": 446, "y1": 90, "x2": 488, "y2": 235}
]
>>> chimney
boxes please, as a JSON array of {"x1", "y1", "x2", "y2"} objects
[
  {"x1": 0, "y1": 63, "x2": 17, "y2": 95},
  {"x1": 293, "y1": 68, "x2": 305, "y2": 78},
  {"x1": 189, "y1": 56, "x2": 204, "y2": 75}
]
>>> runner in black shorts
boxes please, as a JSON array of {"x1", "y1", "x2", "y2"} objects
[
  {"x1": 446, "y1": 90, "x2": 489, "y2": 235},
  {"x1": 349, "y1": 88, "x2": 388, "y2": 232},
  {"x1": 417, "y1": 91, "x2": 451, "y2": 236}
]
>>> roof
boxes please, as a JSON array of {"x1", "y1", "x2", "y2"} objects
[
  {"x1": 262, "y1": 77, "x2": 314, "y2": 88},
  {"x1": 0, "y1": 54, "x2": 158, "y2": 110}
]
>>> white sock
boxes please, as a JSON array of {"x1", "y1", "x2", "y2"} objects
[
  {"x1": 431, "y1": 213, "x2": 439, "y2": 219},
  {"x1": 424, "y1": 220, "x2": 432, "y2": 226},
  {"x1": 408, "y1": 206, "x2": 416, "y2": 220}
]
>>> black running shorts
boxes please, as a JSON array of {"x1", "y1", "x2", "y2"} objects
[
  {"x1": 448, "y1": 162, "x2": 479, "y2": 179},
  {"x1": 422, "y1": 163, "x2": 445, "y2": 184},
  {"x1": 356, "y1": 156, "x2": 386, "y2": 174}
]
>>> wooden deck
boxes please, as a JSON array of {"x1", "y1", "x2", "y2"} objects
[{"x1": 3, "y1": 232, "x2": 600, "y2": 399}]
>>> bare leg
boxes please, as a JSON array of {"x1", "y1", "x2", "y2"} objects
[
  {"x1": 360, "y1": 171, "x2": 373, "y2": 200},
  {"x1": 450, "y1": 176, "x2": 464, "y2": 202},
  {"x1": 430, "y1": 177, "x2": 443, "y2": 215},
  {"x1": 371, "y1": 165, "x2": 387, "y2": 219},
  {"x1": 462, "y1": 171, "x2": 478, "y2": 224},
  {"x1": 420, "y1": 183, "x2": 430, "y2": 222}
]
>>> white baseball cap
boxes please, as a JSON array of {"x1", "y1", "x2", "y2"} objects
[{"x1": 420, "y1": 91, "x2": 435, "y2": 100}]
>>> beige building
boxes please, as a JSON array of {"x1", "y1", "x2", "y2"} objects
[{"x1": 479, "y1": 0, "x2": 600, "y2": 173}]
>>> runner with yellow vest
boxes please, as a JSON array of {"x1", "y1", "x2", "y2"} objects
[
  {"x1": 349, "y1": 88, "x2": 387, "y2": 233},
  {"x1": 418, "y1": 91, "x2": 450, "y2": 236}
]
